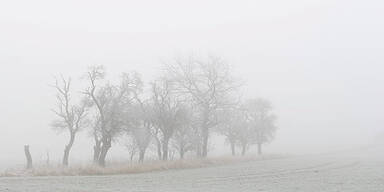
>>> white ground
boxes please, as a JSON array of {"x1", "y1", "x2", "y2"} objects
[{"x1": 1, "y1": 146, "x2": 384, "y2": 192}]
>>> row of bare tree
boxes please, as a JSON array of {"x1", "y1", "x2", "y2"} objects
[{"x1": 51, "y1": 55, "x2": 277, "y2": 167}]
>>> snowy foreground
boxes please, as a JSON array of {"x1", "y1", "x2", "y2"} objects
[{"x1": 1, "y1": 147, "x2": 383, "y2": 192}]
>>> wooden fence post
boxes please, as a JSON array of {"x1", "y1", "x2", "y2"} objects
[{"x1": 24, "y1": 145, "x2": 33, "y2": 169}]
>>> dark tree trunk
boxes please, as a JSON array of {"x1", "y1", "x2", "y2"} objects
[
  {"x1": 201, "y1": 126, "x2": 209, "y2": 157},
  {"x1": 62, "y1": 133, "x2": 75, "y2": 166},
  {"x1": 199, "y1": 107, "x2": 209, "y2": 158},
  {"x1": 241, "y1": 143, "x2": 247, "y2": 156},
  {"x1": 155, "y1": 136, "x2": 162, "y2": 160},
  {"x1": 230, "y1": 141, "x2": 236, "y2": 156},
  {"x1": 46, "y1": 151, "x2": 50, "y2": 165},
  {"x1": 196, "y1": 140, "x2": 202, "y2": 157},
  {"x1": 162, "y1": 137, "x2": 170, "y2": 160},
  {"x1": 257, "y1": 143, "x2": 262, "y2": 155},
  {"x1": 179, "y1": 147, "x2": 185, "y2": 159},
  {"x1": 24, "y1": 145, "x2": 33, "y2": 169},
  {"x1": 138, "y1": 149, "x2": 146, "y2": 163},
  {"x1": 98, "y1": 137, "x2": 111, "y2": 167},
  {"x1": 169, "y1": 150, "x2": 175, "y2": 160},
  {"x1": 93, "y1": 138, "x2": 101, "y2": 163},
  {"x1": 130, "y1": 150, "x2": 135, "y2": 161}
]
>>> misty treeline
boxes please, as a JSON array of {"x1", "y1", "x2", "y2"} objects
[{"x1": 51, "y1": 55, "x2": 278, "y2": 167}]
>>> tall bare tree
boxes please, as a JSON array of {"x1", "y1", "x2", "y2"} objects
[
  {"x1": 150, "y1": 78, "x2": 187, "y2": 160},
  {"x1": 83, "y1": 65, "x2": 143, "y2": 166},
  {"x1": 90, "y1": 114, "x2": 102, "y2": 163},
  {"x1": 165, "y1": 55, "x2": 239, "y2": 157},
  {"x1": 51, "y1": 76, "x2": 88, "y2": 166}
]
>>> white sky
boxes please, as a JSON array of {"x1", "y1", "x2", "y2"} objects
[{"x1": 0, "y1": 0, "x2": 384, "y2": 167}]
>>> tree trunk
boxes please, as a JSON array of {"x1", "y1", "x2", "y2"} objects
[
  {"x1": 201, "y1": 126, "x2": 209, "y2": 157},
  {"x1": 46, "y1": 151, "x2": 50, "y2": 165},
  {"x1": 62, "y1": 133, "x2": 75, "y2": 166},
  {"x1": 197, "y1": 107, "x2": 210, "y2": 158},
  {"x1": 162, "y1": 137, "x2": 170, "y2": 160},
  {"x1": 24, "y1": 145, "x2": 32, "y2": 169},
  {"x1": 241, "y1": 143, "x2": 247, "y2": 156},
  {"x1": 154, "y1": 136, "x2": 162, "y2": 160},
  {"x1": 257, "y1": 143, "x2": 262, "y2": 155},
  {"x1": 138, "y1": 149, "x2": 145, "y2": 163},
  {"x1": 169, "y1": 150, "x2": 175, "y2": 160},
  {"x1": 93, "y1": 138, "x2": 101, "y2": 163},
  {"x1": 130, "y1": 150, "x2": 135, "y2": 161},
  {"x1": 179, "y1": 147, "x2": 185, "y2": 159},
  {"x1": 230, "y1": 141, "x2": 236, "y2": 156},
  {"x1": 98, "y1": 137, "x2": 111, "y2": 167},
  {"x1": 195, "y1": 140, "x2": 202, "y2": 157}
]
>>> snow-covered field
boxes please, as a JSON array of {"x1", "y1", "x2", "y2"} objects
[{"x1": 1, "y1": 147, "x2": 383, "y2": 192}]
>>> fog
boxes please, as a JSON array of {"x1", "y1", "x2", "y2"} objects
[{"x1": 1, "y1": 0, "x2": 384, "y2": 168}]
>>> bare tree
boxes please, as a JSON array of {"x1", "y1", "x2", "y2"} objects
[
  {"x1": 133, "y1": 125, "x2": 152, "y2": 162},
  {"x1": 124, "y1": 103, "x2": 153, "y2": 163},
  {"x1": 90, "y1": 115, "x2": 102, "y2": 163},
  {"x1": 216, "y1": 105, "x2": 253, "y2": 156},
  {"x1": 83, "y1": 65, "x2": 143, "y2": 166},
  {"x1": 244, "y1": 98, "x2": 277, "y2": 155},
  {"x1": 123, "y1": 135, "x2": 138, "y2": 161},
  {"x1": 165, "y1": 54, "x2": 239, "y2": 157},
  {"x1": 51, "y1": 76, "x2": 88, "y2": 166},
  {"x1": 172, "y1": 126, "x2": 194, "y2": 159},
  {"x1": 217, "y1": 108, "x2": 241, "y2": 156},
  {"x1": 83, "y1": 66, "x2": 106, "y2": 165},
  {"x1": 151, "y1": 126, "x2": 163, "y2": 160},
  {"x1": 171, "y1": 105, "x2": 195, "y2": 159},
  {"x1": 150, "y1": 78, "x2": 187, "y2": 160},
  {"x1": 236, "y1": 122, "x2": 253, "y2": 156}
]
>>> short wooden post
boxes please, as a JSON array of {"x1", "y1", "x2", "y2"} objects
[{"x1": 24, "y1": 145, "x2": 33, "y2": 169}]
